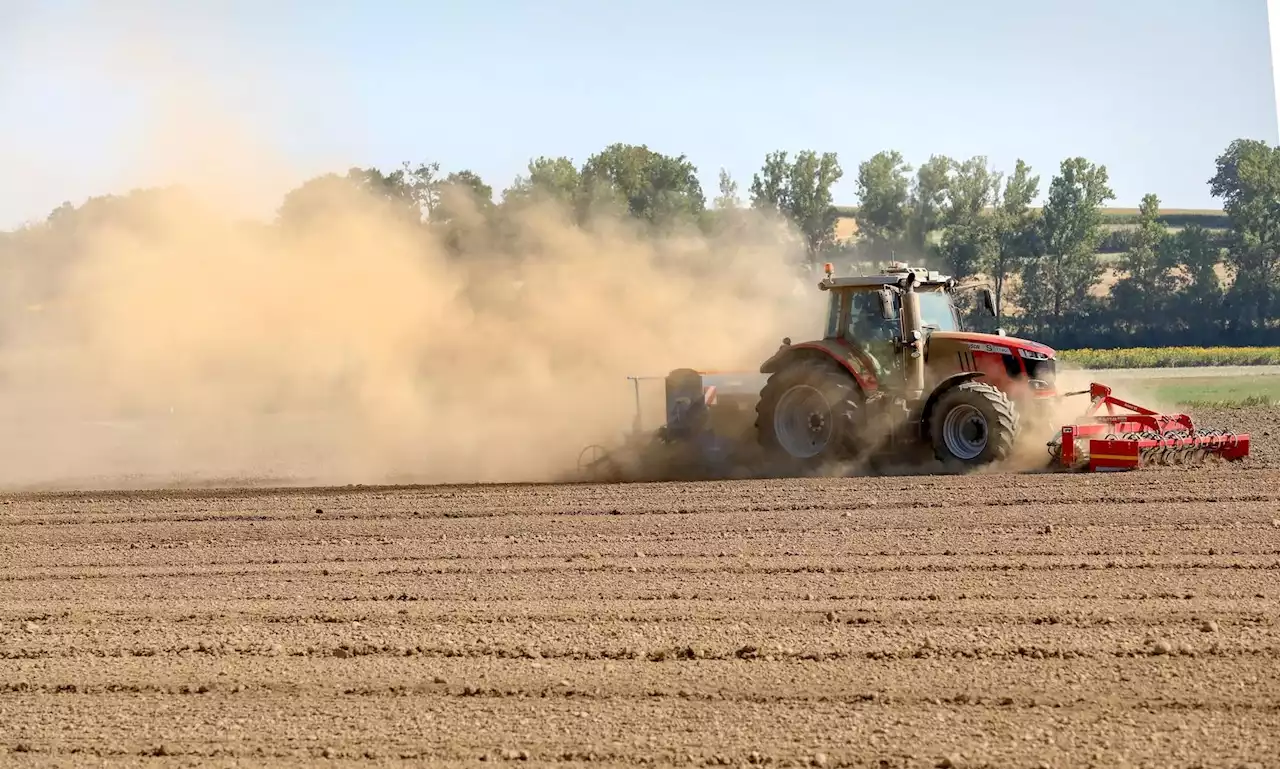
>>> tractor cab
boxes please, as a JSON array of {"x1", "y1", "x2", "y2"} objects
[
  {"x1": 821, "y1": 261, "x2": 988, "y2": 332},
  {"x1": 818, "y1": 261, "x2": 995, "y2": 380}
]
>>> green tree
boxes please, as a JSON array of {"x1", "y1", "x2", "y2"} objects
[
  {"x1": 986, "y1": 159, "x2": 1041, "y2": 323},
  {"x1": 276, "y1": 167, "x2": 421, "y2": 227},
  {"x1": 749, "y1": 152, "x2": 788, "y2": 211},
  {"x1": 33, "y1": 186, "x2": 201, "y2": 238},
  {"x1": 1017, "y1": 157, "x2": 1114, "y2": 340},
  {"x1": 1109, "y1": 193, "x2": 1173, "y2": 336},
  {"x1": 432, "y1": 170, "x2": 495, "y2": 256},
  {"x1": 398, "y1": 160, "x2": 443, "y2": 218},
  {"x1": 1207, "y1": 138, "x2": 1280, "y2": 333},
  {"x1": 503, "y1": 156, "x2": 581, "y2": 208},
  {"x1": 945, "y1": 157, "x2": 999, "y2": 229},
  {"x1": 276, "y1": 174, "x2": 340, "y2": 226},
  {"x1": 435, "y1": 170, "x2": 494, "y2": 216},
  {"x1": 907, "y1": 155, "x2": 953, "y2": 256},
  {"x1": 852, "y1": 150, "x2": 912, "y2": 260},
  {"x1": 578, "y1": 143, "x2": 705, "y2": 226},
  {"x1": 936, "y1": 155, "x2": 998, "y2": 281},
  {"x1": 1166, "y1": 223, "x2": 1224, "y2": 342},
  {"x1": 748, "y1": 150, "x2": 843, "y2": 260},
  {"x1": 714, "y1": 168, "x2": 741, "y2": 209},
  {"x1": 701, "y1": 168, "x2": 747, "y2": 236}
]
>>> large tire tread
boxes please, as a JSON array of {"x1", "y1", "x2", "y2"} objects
[
  {"x1": 929, "y1": 380, "x2": 1019, "y2": 466},
  {"x1": 754, "y1": 357, "x2": 864, "y2": 470}
]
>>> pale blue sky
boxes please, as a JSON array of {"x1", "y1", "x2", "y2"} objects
[{"x1": 1, "y1": 0, "x2": 1275, "y2": 228}]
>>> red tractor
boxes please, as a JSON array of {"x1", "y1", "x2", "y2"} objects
[
  {"x1": 753, "y1": 261, "x2": 1057, "y2": 471},
  {"x1": 577, "y1": 262, "x2": 1249, "y2": 480}
]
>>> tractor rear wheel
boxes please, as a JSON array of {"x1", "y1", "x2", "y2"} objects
[
  {"x1": 928, "y1": 380, "x2": 1018, "y2": 467},
  {"x1": 755, "y1": 358, "x2": 865, "y2": 471}
]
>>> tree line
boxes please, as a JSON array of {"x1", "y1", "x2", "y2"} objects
[
  {"x1": 3, "y1": 138, "x2": 1278, "y2": 350},
  {"x1": 834, "y1": 141, "x2": 1280, "y2": 350}
]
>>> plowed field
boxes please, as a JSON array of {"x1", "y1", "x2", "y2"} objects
[{"x1": 2, "y1": 406, "x2": 1279, "y2": 768}]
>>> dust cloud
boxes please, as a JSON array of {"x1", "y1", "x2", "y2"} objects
[
  {"x1": 0, "y1": 181, "x2": 826, "y2": 489},
  {"x1": 0, "y1": 6, "x2": 828, "y2": 490}
]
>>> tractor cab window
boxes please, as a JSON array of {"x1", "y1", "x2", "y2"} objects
[
  {"x1": 916, "y1": 289, "x2": 962, "y2": 333},
  {"x1": 823, "y1": 290, "x2": 844, "y2": 339},
  {"x1": 844, "y1": 289, "x2": 898, "y2": 378},
  {"x1": 846, "y1": 290, "x2": 898, "y2": 342}
]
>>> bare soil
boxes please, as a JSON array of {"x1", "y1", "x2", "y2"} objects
[{"x1": 2, "y1": 406, "x2": 1278, "y2": 768}]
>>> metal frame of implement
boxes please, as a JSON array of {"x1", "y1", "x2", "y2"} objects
[{"x1": 1051, "y1": 382, "x2": 1250, "y2": 472}]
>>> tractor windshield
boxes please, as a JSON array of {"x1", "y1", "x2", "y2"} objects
[{"x1": 916, "y1": 289, "x2": 962, "y2": 332}]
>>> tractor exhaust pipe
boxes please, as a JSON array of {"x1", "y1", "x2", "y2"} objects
[{"x1": 901, "y1": 271, "x2": 925, "y2": 401}]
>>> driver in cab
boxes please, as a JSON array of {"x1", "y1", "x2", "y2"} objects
[{"x1": 846, "y1": 292, "x2": 899, "y2": 379}]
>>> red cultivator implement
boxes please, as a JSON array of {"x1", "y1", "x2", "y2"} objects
[{"x1": 1048, "y1": 383, "x2": 1250, "y2": 472}]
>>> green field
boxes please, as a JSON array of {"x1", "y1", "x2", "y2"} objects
[
  {"x1": 1060, "y1": 346, "x2": 1280, "y2": 369},
  {"x1": 1094, "y1": 208, "x2": 1231, "y2": 229},
  {"x1": 1058, "y1": 346, "x2": 1280, "y2": 406},
  {"x1": 1136, "y1": 375, "x2": 1280, "y2": 407}
]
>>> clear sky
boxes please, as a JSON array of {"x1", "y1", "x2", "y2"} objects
[{"x1": 1, "y1": 0, "x2": 1276, "y2": 228}]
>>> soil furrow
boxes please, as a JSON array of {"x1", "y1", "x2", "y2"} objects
[{"x1": 4, "y1": 433, "x2": 1280, "y2": 767}]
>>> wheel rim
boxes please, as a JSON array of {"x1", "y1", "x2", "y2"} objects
[
  {"x1": 941, "y1": 404, "x2": 988, "y2": 461},
  {"x1": 772, "y1": 384, "x2": 834, "y2": 459},
  {"x1": 578, "y1": 444, "x2": 606, "y2": 468},
  {"x1": 577, "y1": 445, "x2": 612, "y2": 477}
]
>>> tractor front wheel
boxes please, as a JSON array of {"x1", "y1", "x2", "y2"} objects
[{"x1": 928, "y1": 380, "x2": 1018, "y2": 468}]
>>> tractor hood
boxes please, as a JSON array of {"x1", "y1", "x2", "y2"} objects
[{"x1": 927, "y1": 331, "x2": 1057, "y2": 359}]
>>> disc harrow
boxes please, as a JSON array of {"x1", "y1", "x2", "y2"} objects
[{"x1": 1047, "y1": 382, "x2": 1250, "y2": 472}]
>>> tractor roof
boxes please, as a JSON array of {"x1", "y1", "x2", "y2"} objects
[{"x1": 818, "y1": 261, "x2": 955, "y2": 290}]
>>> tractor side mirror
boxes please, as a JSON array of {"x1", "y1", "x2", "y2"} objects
[
  {"x1": 878, "y1": 289, "x2": 897, "y2": 320},
  {"x1": 980, "y1": 287, "x2": 996, "y2": 316}
]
